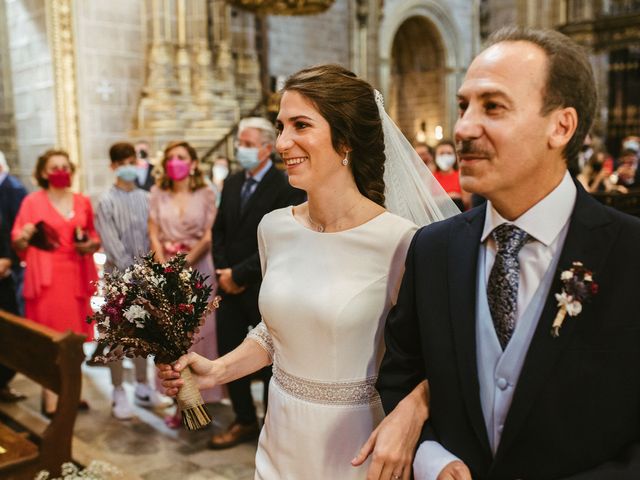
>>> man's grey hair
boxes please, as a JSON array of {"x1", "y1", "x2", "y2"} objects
[{"x1": 238, "y1": 117, "x2": 276, "y2": 145}]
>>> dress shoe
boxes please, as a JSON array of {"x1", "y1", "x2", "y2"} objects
[
  {"x1": 0, "y1": 386, "x2": 26, "y2": 403},
  {"x1": 208, "y1": 421, "x2": 259, "y2": 449}
]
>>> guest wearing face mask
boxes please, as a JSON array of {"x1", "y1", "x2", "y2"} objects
[
  {"x1": 433, "y1": 139, "x2": 471, "y2": 210},
  {"x1": 95, "y1": 142, "x2": 172, "y2": 420},
  {"x1": 148, "y1": 140, "x2": 223, "y2": 427},
  {"x1": 12, "y1": 149, "x2": 100, "y2": 417},
  {"x1": 211, "y1": 155, "x2": 230, "y2": 207}
]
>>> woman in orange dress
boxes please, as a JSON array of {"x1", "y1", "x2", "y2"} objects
[{"x1": 12, "y1": 149, "x2": 100, "y2": 415}]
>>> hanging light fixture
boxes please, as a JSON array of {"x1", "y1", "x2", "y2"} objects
[{"x1": 227, "y1": 0, "x2": 335, "y2": 15}]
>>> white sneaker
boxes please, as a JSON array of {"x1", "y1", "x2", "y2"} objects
[
  {"x1": 134, "y1": 383, "x2": 173, "y2": 409},
  {"x1": 112, "y1": 387, "x2": 133, "y2": 420}
]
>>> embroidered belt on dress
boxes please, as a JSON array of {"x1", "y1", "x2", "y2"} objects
[{"x1": 272, "y1": 363, "x2": 380, "y2": 406}]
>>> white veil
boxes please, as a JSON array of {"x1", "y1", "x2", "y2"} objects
[{"x1": 375, "y1": 90, "x2": 460, "y2": 226}]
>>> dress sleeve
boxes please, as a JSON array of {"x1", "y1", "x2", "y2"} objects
[
  {"x1": 12, "y1": 193, "x2": 31, "y2": 241},
  {"x1": 149, "y1": 186, "x2": 160, "y2": 224},
  {"x1": 389, "y1": 223, "x2": 419, "y2": 304},
  {"x1": 246, "y1": 321, "x2": 274, "y2": 362},
  {"x1": 202, "y1": 186, "x2": 217, "y2": 231},
  {"x1": 257, "y1": 221, "x2": 267, "y2": 275}
]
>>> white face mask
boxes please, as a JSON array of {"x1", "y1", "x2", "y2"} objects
[
  {"x1": 212, "y1": 165, "x2": 229, "y2": 182},
  {"x1": 623, "y1": 140, "x2": 640, "y2": 153},
  {"x1": 435, "y1": 153, "x2": 456, "y2": 171},
  {"x1": 236, "y1": 146, "x2": 261, "y2": 171}
]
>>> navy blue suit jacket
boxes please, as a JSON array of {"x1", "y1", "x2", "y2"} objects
[
  {"x1": 377, "y1": 183, "x2": 640, "y2": 479},
  {"x1": 0, "y1": 175, "x2": 27, "y2": 268}
]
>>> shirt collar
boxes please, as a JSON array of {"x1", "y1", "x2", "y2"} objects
[
  {"x1": 246, "y1": 160, "x2": 273, "y2": 183},
  {"x1": 481, "y1": 170, "x2": 577, "y2": 246},
  {"x1": 0, "y1": 172, "x2": 7, "y2": 186}
]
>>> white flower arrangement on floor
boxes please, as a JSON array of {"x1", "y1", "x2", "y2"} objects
[{"x1": 34, "y1": 460, "x2": 122, "y2": 480}]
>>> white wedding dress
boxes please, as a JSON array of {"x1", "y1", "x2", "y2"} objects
[{"x1": 247, "y1": 206, "x2": 417, "y2": 479}]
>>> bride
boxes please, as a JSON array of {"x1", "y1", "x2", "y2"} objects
[{"x1": 158, "y1": 64, "x2": 458, "y2": 480}]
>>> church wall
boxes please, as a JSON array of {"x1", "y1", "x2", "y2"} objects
[
  {"x1": 267, "y1": 0, "x2": 351, "y2": 82},
  {"x1": 4, "y1": 0, "x2": 56, "y2": 184},
  {"x1": 0, "y1": 0, "x2": 17, "y2": 174},
  {"x1": 380, "y1": 0, "x2": 478, "y2": 140},
  {"x1": 74, "y1": 0, "x2": 146, "y2": 197}
]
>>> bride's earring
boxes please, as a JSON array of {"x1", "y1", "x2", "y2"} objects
[{"x1": 342, "y1": 152, "x2": 349, "y2": 166}]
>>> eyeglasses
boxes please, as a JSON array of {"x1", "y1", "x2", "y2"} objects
[{"x1": 234, "y1": 141, "x2": 269, "y2": 149}]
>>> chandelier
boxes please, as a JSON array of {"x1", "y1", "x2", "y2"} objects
[{"x1": 227, "y1": 0, "x2": 335, "y2": 15}]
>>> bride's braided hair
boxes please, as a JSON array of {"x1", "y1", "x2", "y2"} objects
[{"x1": 282, "y1": 64, "x2": 386, "y2": 207}]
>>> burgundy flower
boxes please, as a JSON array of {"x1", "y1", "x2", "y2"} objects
[
  {"x1": 178, "y1": 303, "x2": 194, "y2": 314},
  {"x1": 194, "y1": 282, "x2": 203, "y2": 290},
  {"x1": 164, "y1": 267, "x2": 175, "y2": 273},
  {"x1": 591, "y1": 283, "x2": 599, "y2": 295}
]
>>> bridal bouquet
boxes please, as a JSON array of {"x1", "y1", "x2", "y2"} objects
[{"x1": 88, "y1": 252, "x2": 218, "y2": 430}]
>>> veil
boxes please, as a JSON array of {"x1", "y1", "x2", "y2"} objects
[{"x1": 375, "y1": 90, "x2": 461, "y2": 226}]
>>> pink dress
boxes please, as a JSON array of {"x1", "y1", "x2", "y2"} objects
[
  {"x1": 149, "y1": 185, "x2": 223, "y2": 403},
  {"x1": 12, "y1": 190, "x2": 98, "y2": 340}
]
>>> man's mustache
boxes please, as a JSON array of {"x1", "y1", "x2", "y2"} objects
[{"x1": 456, "y1": 140, "x2": 492, "y2": 158}]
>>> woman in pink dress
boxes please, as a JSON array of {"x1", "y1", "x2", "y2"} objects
[
  {"x1": 148, "y1": 141, "x2": 223, "y2": 426},
  {"x1": 12, "y1": 149, "x2": 100, "y2": 416}
]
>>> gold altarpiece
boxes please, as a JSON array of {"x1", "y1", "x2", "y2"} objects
[{"x1": 132, "y1": 0, "x2": 256, "y2": 157}]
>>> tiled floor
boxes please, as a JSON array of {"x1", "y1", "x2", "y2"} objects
[{"x1": 1, "y1": 346, "x2": 261, "y2": 479}]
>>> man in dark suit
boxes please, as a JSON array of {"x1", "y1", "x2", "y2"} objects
[
  {"x1": 211, "y1": 117, "x2": 304, "y2": 449},
  {"x1": 0, "y1": 214, "x2": 24, "y2": 402},
  {"x1": 134, "y1": 140, "x2": 155, "y2": 191},
  {"x1": 0, "y1": 151, "x2": 27, "y2": 314},
  {"x1": 377, "y1": 27, "x2": 640, "y2": 479}
]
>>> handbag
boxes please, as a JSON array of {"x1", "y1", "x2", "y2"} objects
[{"x1": 28, "y1": 221, "x2": 60, "y2": 251}]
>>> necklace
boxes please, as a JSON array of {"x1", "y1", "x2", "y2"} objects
[
  {"x1": 306, "y1": 212, "x2": 325, "y2": 232},
  {"x1": 306, "y1": 200, "x2": 363, "y2": 233}
]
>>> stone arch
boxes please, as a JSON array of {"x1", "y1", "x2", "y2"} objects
[{"x1": 379, "y1": 0, "x2": 464, "y2": 141}]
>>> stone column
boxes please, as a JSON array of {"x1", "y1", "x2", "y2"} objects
[
  {"x1": 175, "y1": 0, "x2": 192, "y2": 97},
  {"x1": 45, "y1": 0, "x2": 83, "y2": 190}
]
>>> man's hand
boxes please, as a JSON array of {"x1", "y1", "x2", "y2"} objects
[
  {"x1": 0, "y1": 258, "x2": 11, "y2": 278},
  {"x1": 216, "y1": 268, "x2": 245, "y2": 295},
  {"x1": 437, "y1": 461, "x2": 472, "y2": 480}
]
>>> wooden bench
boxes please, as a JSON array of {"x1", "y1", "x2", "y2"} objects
[{"x1": 0, "y1": 309, "x2": 85, "y2": 480}]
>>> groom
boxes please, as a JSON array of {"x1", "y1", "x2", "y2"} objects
[{"x1": 377, "y1": 26, "x2": 640, "y2": 479}]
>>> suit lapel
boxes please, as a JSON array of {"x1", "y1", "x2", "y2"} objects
[
  {"x1": 494, "y1": 184, "x2": 616, "y2": 462},
  {"x1": 239, "y1": 166, "x2": 278, "y2": 222},
  {"x1": 448, "y1": 205, "x2": 493, "y2": 458},
  {"x1": 227, "y1": 173, "x2": 244, "y2": 223}
]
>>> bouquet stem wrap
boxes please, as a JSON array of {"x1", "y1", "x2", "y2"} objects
[{"x1": 176, "y1": 366, "x2": 212, "y2": 430}]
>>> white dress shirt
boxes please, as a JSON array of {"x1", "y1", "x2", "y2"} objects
[{"x1": 414, "y1": 171, "x2": 577, "y2": 479}]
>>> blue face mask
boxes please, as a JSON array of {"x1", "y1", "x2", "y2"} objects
[
  {"x1": 236, "y1": 146, "x2": 261, "y2": 171},
  {"x1": 115, "y1": 164, "x2": 139, "y2": 183}
]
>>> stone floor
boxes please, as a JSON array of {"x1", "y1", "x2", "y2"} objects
[{"x1": 1, "y1": 344, "x2": 261, "y2": 479}]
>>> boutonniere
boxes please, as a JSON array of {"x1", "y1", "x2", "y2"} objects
[{"x1": 551, "y1": 261, "x2": 598, "y2": 338}]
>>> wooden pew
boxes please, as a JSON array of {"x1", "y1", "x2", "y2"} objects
[{"x1": 0, "y1": 309, "x2": 85, "y2": 480}]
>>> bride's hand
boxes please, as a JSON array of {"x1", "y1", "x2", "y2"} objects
[
  {"x1": 352, "y1": 381, "x2": 429, "y2": 480},
  {"x1": 156, "y1": 352, "x2": 220, "y2": 396}
]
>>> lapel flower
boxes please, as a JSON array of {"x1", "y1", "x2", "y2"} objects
[{"x1": 551, "y1": 261, "x2": 598, "y2": 337}]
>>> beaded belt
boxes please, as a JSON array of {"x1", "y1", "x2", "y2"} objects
[{"x1": 272, "y1": 363, "x2": 380, "y2": 406}]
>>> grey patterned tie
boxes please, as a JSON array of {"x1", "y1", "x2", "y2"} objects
[{"x1": 487, "y1": 224, "x2": 530, "y2": 350}]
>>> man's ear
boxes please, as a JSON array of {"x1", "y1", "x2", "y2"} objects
[{"x1": 548, "y1": 107, "x2": 578, "y2": 151}]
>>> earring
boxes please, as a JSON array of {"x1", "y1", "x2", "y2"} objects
[{"x1": 342, "y1": 152, "x2": 349, "y2": 166}]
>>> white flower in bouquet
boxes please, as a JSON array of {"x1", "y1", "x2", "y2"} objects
[
  {"x1": 148, "y1": 274, "x2": 166, "y2": 287},
  {"x1": 123, "y1": 305, "x2": 149, "y2": 328}
]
